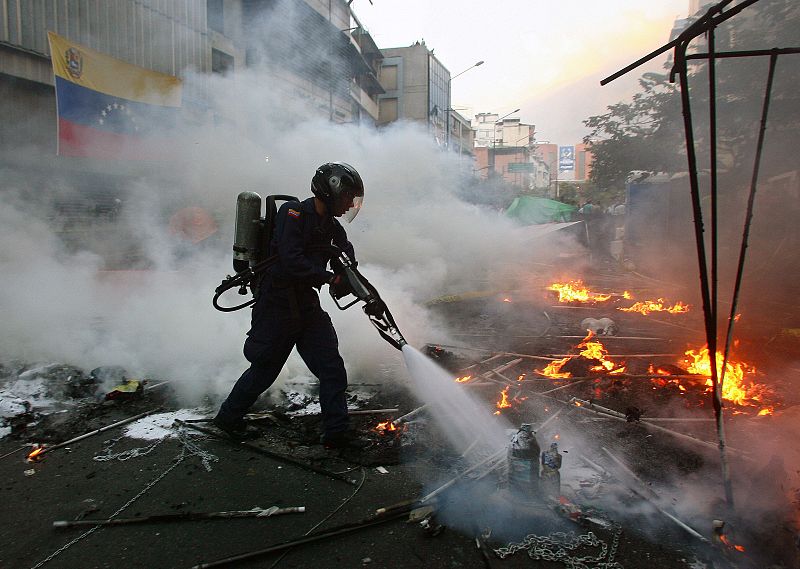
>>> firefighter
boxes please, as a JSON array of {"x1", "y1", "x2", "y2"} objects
[{"x1": 214, "y1": 162, "x2": 365, "y2": 449}]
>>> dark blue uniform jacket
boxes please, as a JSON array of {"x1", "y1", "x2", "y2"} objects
[{"x1": 248, "y1": 197, "x2": 355, "y2": 340}]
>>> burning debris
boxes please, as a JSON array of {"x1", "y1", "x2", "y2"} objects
[
  {"x1": 547, "y1": 279, "x2": 628, "y2": 304},
  {"x1": 1, "y1": 274, "x2": 796, "y2": 569},
  {"x1": 538, "y1": 331, "x2": 627, "y2": 379},
  {"x1": 547, "y1": 278, "x2": 691, "y2": 319},
  {"x1": 618, "y1": 299, "x2": 690, "y2": 315},
  {"x1": 648, "y1": 345, "x2": 775, "y2": 415}
]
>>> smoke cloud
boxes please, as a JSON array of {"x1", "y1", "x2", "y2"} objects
[{"x1": 0, "y1": 31, "x2": 571, "y2": 408}]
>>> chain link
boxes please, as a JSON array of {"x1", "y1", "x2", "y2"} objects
[
  {"x1": 93, "y1": 436, "x2": 165, "y2": 462},
  {"x1": 494, "y1": 523, "x2": 623, "y2": 569},
  {"x1": 29, "y1": 423, "x2": 217, "y2": 569}
]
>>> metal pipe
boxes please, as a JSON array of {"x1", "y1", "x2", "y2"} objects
[
  {"x1": 675, "y1": 35, "x2": 733, "y2": 506},
  {"x1": 32, "y1": 408, "x2": 160, "y2": 458},
  {"x1": 601, "y1": 447, "x2": 709, "y2": 543},
  {"x1": 347, "y1": 408, "x2": 400, "y2": 416},
  {"x1": 601, "y1": 0, "x2": 759, "y2": 85},
  {"x1": 53, "y1": 506, "x2": 305, "y2": 528},
  {"x1": 191, "y1": 508, "x2": 412, "y2": 569}
]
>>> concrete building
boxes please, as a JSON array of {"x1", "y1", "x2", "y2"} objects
[
  {"x1": 0, "y1": 0, "x2": 384, "y2": 169},
  {"x1": 448, "y1": 109, "x2": 475, "y2": 160},
  {"x1": 573, "y1": 143, "x2": 593, "y2": 181},
  {"x1": 472, "y1": 113, "x2": 536, "y2": 188},
  {"x1": 378, "y1": 42, "x2": 447, "y2": 139},
  {"x1": 0, "y1": 0, "x2": 384, "y2": 268},
  {"x1": 377, "y1": 41, "x2": 475, "y2": 161}
]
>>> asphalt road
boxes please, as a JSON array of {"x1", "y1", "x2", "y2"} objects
[{"x1": 0, "y1": 403, "x2": 720, "y2": 569}]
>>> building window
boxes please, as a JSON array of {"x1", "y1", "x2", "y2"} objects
[
  {"x1": 379, "y1": 98, "x2": 398, "y2": 123},
  {"x1": 212, "y1": 49, "x2": 234, "y2": 75},
  {"x1": 381, "y1": 65, "x2": 398, "y2": 91},
  {"x1": 208, "y1": 0, "x2": 224, "y2": 33}
]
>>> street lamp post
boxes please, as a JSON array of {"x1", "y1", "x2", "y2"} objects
[
  {"x1": 490, "y1": 108, "x2": 520, "y2": 176},
  {"x1": 446, "y1": 60, "x2": 484, "y2": 150}
]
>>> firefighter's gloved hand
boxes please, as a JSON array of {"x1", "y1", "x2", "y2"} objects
[
  {"x1": 363, "y1": 299, "x2": 386, "y2": 318},
  {"x1": 329, "y1": 274, "x2": 352, "y2": 299}
]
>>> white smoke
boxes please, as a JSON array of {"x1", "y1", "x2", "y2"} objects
[{"x1": 0, "y1": 56, "x2": 568, "y2": 406}]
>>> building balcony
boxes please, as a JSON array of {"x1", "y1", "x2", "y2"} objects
[{"x1": 350, "y1": 81, "x2": 379, "y2": 120}]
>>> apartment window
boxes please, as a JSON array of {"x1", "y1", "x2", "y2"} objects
[
  {"x1": 379, "y1": 98, "x2": 398, "y2": 123},
  {"x1": 381, "y1": 65, "x2": 398, "y2": 91},
  {"x1": 208, "y1": 0, "x2": 224, "y2": 33},
  {"x1": 212, "y1": 49, "x2": 234, "y2": 75}
]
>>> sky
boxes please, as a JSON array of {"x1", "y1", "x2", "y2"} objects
[{"x1": 353, "y1": 0, "x2": 689, "y2": 144}]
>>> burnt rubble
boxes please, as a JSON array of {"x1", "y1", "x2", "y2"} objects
[{"x1": 2, "y1": 273, "x2": 799, "y2": 569}]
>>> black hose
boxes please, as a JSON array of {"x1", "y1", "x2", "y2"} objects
[{"x1": 212, "y1": 245, "x2": 340, "y2": 312}]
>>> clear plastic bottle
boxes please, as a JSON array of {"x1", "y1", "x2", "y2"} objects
[{"x1": 507, "y1": 424, "x2": 541, "y2": 494}]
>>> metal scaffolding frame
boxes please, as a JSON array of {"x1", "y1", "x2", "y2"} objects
[{"x1": 601, "y1": 0, "x2": 800, "y2": 507}]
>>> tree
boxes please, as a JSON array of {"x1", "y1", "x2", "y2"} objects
[
  {"x1": 583, "y1": 0, "x2": 800, "y2": 202},
  {"x1": 583, "y1": 72, "x2": 683, "y2": 200}
]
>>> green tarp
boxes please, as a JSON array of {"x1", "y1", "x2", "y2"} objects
[{"x1": 505, "y1": 196, "x2": 577, "y2": 225}]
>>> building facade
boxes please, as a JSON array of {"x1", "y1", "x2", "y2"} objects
[
  {"x1": 0, "y1": 0, "x2": 384, "y2": 169},
  {"x1": 378, "y1": 42, "x2": 447, "y2": 140},
  {"x1": 472, "y1": 113, "x2": 536, "y2": 188},
  {"x1": 377, "y1": 40, "x2": 475, "y2": 160},
  {"x1": 0, "y1": 0, "x2": 385, "y2": 268}
]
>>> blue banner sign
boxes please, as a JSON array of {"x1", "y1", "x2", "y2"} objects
[{"x1": 559, "y1": 145, "x2": 575, "y2": 172}]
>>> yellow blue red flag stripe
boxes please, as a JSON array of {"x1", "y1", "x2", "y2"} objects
[{"x1": 46, "y1": 31, "x2": 182, "y2": 159}]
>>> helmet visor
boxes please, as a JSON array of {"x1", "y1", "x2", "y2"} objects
[{"x1": 342, "y1": 195, "x2": 362, "y2": 223}]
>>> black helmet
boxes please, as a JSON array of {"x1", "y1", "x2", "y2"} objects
[{"x1": 311, "y1": 162, "x2": 364, "y2": 222}]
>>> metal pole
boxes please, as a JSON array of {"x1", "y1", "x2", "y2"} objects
[
  {"x1": 191, "y1": 508, "x2": 412, "y2": 569},
  {"x1": 600, "y1": 0, "x2": 758, "y2": 86},
  {"x1": 33, "y1": 408, "x2": 160, "y2": 458},
  {"x1": 721, "y1": 52, "x2": 779, "y2": 383},
  {"x1": 446, "y1": 60, "x2": 484, "y2": 150},
  {"x1": 675, "y1": 38, "x2": 734, "y2": 507}
]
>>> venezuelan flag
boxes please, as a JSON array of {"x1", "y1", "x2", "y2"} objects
[{"x1": 47, "y1": 31, "x2": 182, "y2": 160}]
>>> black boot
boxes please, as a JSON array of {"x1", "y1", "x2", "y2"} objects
[{"x1": 212, "y1": 416, "x2": 260, "y2": 440}]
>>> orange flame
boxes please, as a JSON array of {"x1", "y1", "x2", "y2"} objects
[
  {"x1": 648, "y1": 364, "x2": 673, "y2": 376},
  {"x1": 649, "y1": 346, "x2": 773, "y2": 413},
  {"x1": 496, "y1": 387, "x2": 512, "y2": 411},
  {"x1": 539, "y1": 357, "x2": 573, "y2": 379},
  {"x1": 618, "y1": 298, "x2": 690, "y2": 315},
  {"x1": 27, "y1": 446, "x2": 45, "y2": 461},
  {"x1": 683, "y1": 347, "x2": 769, "y2": 407},
  {"x1": 578, "y1": 333, "x2": 626, "y2": 374},
  {"x1": 493, "y1": 387, "x2": 528, "y2": 415},
  {"x1": 454, "y1": 375, "x2": 472, "y2": 383},
  {"x1": 720, "y1": 534, "x2": 745, "y2": 552},
  {"x1": 375, "y1": 421, "x2": 397, "y2": 433},
  {"x1": 547, "y1": 280, "x2": 612, "y2": 303},
  {"x1": 537, "y1": 332, "x2": 625, "y2": 378}
]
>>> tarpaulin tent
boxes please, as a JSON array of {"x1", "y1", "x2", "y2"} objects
[{"x1": 505, "y1": 196, "x2": 577, "y2": 225}]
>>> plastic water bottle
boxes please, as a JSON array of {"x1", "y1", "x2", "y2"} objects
[{"x1": 507, "y1": 424, "x2": 541, "y2": 494}]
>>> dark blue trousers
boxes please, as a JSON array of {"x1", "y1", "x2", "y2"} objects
[{"x1": 217, "y1": 295, "x2": 349, "y2": 436}]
